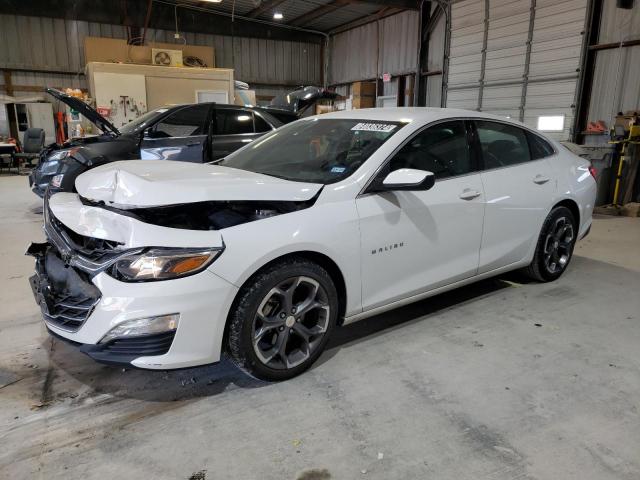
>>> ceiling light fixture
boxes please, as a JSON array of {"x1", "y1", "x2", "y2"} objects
[{"x1": 273, "y1": 12, "x2": 284, "y2": 20}]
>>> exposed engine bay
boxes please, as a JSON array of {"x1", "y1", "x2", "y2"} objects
[{"x1": 79, "y1": 194, "x2": 320, "y2": 231}]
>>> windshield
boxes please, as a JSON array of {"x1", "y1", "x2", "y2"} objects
[
  {"x1": 219, "y1": 118, "x2": 403, "y2": 184},
  {"x1": 119, "y1": 108, "x2": 170, "y2": 134}
]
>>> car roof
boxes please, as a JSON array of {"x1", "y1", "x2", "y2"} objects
[{"x1": 309, "y1": 107, "x2": 520, "y2": 125}]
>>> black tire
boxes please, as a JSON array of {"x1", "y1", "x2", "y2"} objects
[
  {"x1": 226, "y1": 258, "x2": 339, "y2": 381},
  {"x1": 524, "y1": 206, "x2": 577, "y2": 282}
]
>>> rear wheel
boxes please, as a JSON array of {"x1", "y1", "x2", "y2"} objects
[
  {"x1": 524, "y1": 206, "x2": 577, "y2": 282},
  {"x1": 227, "y1": 258, "x2": 338, "y2": 381}
]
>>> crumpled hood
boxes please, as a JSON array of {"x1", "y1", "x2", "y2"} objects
[{"x1": 75, "y1": 160, "x2": 323, "y2": 207}]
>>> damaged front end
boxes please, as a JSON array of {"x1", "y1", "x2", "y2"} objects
[
  {"x1": 27, "y1": 242, "x2": 101, "y2": 332},
  {"x1": 27, "y1": 192, "x2": 134, "y2": 332},
  {"x1": 79, "y1": 194, "x2": 320, "y2": 231}
]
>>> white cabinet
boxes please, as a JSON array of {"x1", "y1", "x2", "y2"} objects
[{"x1": 93, "y1": 72, "x2": 147, "y2": 129}]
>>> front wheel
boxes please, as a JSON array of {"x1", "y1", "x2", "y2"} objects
[
  {"x1": 524, "y1": 206, "x2": 577, "y2": 282},
  {"x1": 226, "y1": 258, "x2": 339, "y2": 381}
]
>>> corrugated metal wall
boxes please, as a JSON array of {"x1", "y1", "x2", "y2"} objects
[
  {"x1": 445, "y1": 0, "x2": 588, "y2": 140},
  {"x1": 587, "y1": 1, "x2": 640, "y2": 125},
  {"x1": 328, "y1": 11, "x2": 420, "y2": 85},
  {"x1": 0, "y1": 14, "x2": 321, "y2": 97}
]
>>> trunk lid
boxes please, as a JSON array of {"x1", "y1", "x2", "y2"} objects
[
  {"x1": 46, "y1": 88, "x2": 120, "y2": 136},
  {"x1": 75, "y1": 160, "x2": 323, "y2": 207}
]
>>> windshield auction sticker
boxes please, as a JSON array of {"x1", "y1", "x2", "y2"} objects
[{"x1": 351, "y1": 123, "x2": 397, "y2": 132}]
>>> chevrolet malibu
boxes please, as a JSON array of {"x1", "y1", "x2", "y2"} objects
[{"x1": 28, "y1": 108, "x2": 596, "y2": 380}]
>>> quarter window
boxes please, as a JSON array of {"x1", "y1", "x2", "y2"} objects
[
  {"x1": 527, "y1": 131, "x2": 555, "y2": 160},
  {"x1": 153, "y1": 104, "x2": 209, "y2": 137},
  {"x1": 254, "y1": 114, "x2": 273, "y2": 133},
  {"x1": 389, "y1": 120, "x2": 473, "y2": 179},
  {"x1": 215, "y1": 109, "x2": 254, "y2": 135},
  {"x1": 476, "y1": 120, "x2": 531, "y2": 169}
]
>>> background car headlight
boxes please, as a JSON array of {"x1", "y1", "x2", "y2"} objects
[
  {"x1": 47, "y1": 148, "x2": 76, "y2": 161},
  {"x1": 112, "y1": 248, "x2": 222, "y2": 282}
]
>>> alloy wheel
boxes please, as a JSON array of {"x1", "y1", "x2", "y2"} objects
[
  {"x1": 252, "y1": 276, "x2": 330, "y2": 370},
  {"x1": 543, "y1": 216, "x2": 574, "y2": 274}
]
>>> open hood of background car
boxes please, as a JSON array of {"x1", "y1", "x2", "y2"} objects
[
  {"x1": 269, "y1": 86, "x2": 338, "y2": 114},
  {"x1": 75, "y1": 160, "x2": 324, "y2": 208},
  {"x1": 45, "y1": 88, "x2": 120, "y2": 136}
]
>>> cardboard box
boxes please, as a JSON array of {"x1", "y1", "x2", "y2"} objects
[
  {"x1": 352, "y1": 81, "x2": 376, "y2": 96},
  {"x1": 315, "y1": 104, "x2": 334, "y2": 115},
  {"x1": 352, "y1": 95, "x2": 375, "y2": 109},
  {"x1": 234, "y1": 90, "x2": 256, "y2": 106}
]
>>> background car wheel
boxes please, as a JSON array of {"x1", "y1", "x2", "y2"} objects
[
  {"x1": 226, "y1": 258, "x2": 339, "y2": 381},
  {"x1": 524, "y1": 206, "x2": 577, "y2": 282}
]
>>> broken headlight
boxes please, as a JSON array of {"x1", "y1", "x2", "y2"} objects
[{"x1": 112, "y1": 248, "x2": 223, "y2": 282}]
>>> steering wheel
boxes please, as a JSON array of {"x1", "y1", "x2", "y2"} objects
[{"x1": 422, "y1": 151, "x2": 451, "y2": 175}]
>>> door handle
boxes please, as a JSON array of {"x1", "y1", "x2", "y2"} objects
[
  {"x1": 459, "y1": 188, "x2": 481, "y2": 200},
  {"x1": 186, "y1": 141, "x2": 201, "y2": 147},
  {"x1": 533, "y1": 174, "x2": 550, "y2": 184}
]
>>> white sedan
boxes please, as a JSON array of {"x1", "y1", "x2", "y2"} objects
[{"x1": 28, "y1": 108, "x2": 596, "y2": 380}]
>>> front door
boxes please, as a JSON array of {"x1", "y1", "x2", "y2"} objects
[
  {"x1": 140, "y1": 104, "x2": 212, "y2": 162},
  {"x1": 356, "y1": 120, "x2": 485, "y2": 311}
]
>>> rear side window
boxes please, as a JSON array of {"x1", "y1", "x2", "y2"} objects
[
  {"x1": 476, "y1": 120, "x2": 531, "y2": 169},
  {"x1": 153, "y1": 104, "x2": 209, "y2": 137},
  {"x1": 527, "y1": 131, "x2": 555, "y2": 159},
  {"x1": 216, "y1": 109, "x2": 254, "y2": 135},
  {"x1": 389, "y1": 120, "x2": 473, "y2": 179}
]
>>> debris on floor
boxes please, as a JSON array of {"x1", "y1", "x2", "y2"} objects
[
  {"x1": 0, "y1": 370, "x2": 21, "y2": 389},
  {"x1": 295, "y1": 468, "x2": 331, "y2": 480},
  {"x1": 188, "y1": 470, "x2": 207, "y2": 480}
]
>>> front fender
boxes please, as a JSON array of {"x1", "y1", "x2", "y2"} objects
[{"x1": 208, "y1": 201, "x2": 363, "y2": 317}]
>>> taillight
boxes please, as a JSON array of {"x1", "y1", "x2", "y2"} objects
[{"x1": 588, "y1": 165, "x2": 597, "y2": 179}]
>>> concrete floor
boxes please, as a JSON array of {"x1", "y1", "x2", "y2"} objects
[{"x1": 1, "y1": 173, "x2": 639, "y2": 480}]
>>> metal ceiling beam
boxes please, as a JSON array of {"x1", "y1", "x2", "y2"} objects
[
  {"x1": 353, "y1": 0, "x2": 419, "y2": 8},
  {"x1": 289, "y1": 0, "x2": 418, "y2": 28},
  {"x1": 246, "y1": 0, "x2": 288, "y2": 18},
  {"x1": 0, "y1": 0, "x2": 325, "y2": 43}
]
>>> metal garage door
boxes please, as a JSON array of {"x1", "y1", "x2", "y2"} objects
[
  {"x1": 447, "y1": 0, "x2": 484, "y2": 110},
  {"x1": 446, "y1": 0, "x2": 588, "y2": 140}
]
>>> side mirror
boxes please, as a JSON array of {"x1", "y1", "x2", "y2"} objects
[
  {"x1": 380, "y1": 168, "x2": 435, "y2": 191},
  {"x1": 143, "y1": 127, "x2": 155, "y2": 139}
]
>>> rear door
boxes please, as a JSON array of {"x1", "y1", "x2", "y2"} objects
[
  {"x1": 210, "y1": 107, "x2": 274, "y2": 160},
  {"x1": 474, "y1": 120, "x2": 557, "y2": 273},
  {"x1": 140, "y1": 104, "x2": 212, "y2": 162}
]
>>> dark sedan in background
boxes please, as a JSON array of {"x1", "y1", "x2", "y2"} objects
[{"x1": 30, "y1": 86, "x2": 335, "y2": 196}]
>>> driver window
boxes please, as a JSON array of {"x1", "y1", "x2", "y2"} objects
[
  {"x1": 153, "y1": 104, "x2": 209, "y2": 138},
  {"x1": 389, "y1": 121, "x2": 471, "y2": 179}
]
